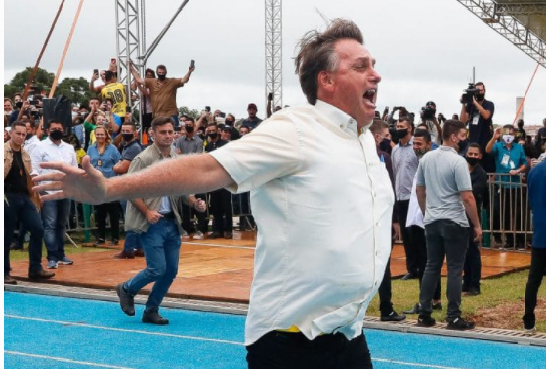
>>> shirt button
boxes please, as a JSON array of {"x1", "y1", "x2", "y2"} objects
[{"x1": 375, "y1": 222, "x2": 380, "y2": 227}]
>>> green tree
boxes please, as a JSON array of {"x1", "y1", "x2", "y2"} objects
[
  {"x1": 178, "y1": 106, "x2": 200, "y2": 120},
  {"x1": 4, "y1": 67, "x2": 54, "y2": 99},
  {"x1": 56, "y1": 77, "x2": 93, "y2": 105}
]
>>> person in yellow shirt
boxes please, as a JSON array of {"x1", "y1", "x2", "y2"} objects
[{"x1": 101, "y1": 70, "x2": 127, "y2": 135}]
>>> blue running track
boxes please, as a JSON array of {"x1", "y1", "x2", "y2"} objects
[{"x1": 4, "y1": 292, "x2": 546, "y2": 369}]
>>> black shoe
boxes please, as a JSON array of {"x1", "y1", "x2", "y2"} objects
[
  {"x1": 109, "y1": 240, "x2": 119, "y2": 246},
  {"x1": 116, "y1": 283, "x2": 135, "y2": 316},
  {"x1": 380, "y1": 310, "x2": 406, "y2": 322},
  {"x1": 4, "y1": 275, "x2": 17, "y2": 285},
  {"x1": 417, "y1": 314, "x2": 436, "y2": 327},
  {"x1": 403, "y1": 303, "x2": 420, "y2": 315},
  {"x1": 432, "y1": 302, "x2": 442, "y2": 310},
  {"x1": 465, "y1": 288, "x2": 480, "y2": 296},
  {"x1": 447, "y1": 317, "x2": 475, "y2": 330},
  {"x1": 94, "y1": 238, "x2": 106, "y2": 246},
  {"x1": 224, "y1": 231, "x2": 233, "y2": 239},
  {"x1": 10, "y1": 243, "x2": 24, "y2": 251},
  {"x1": 142, "y1": 311, "x2": 169, "y2": 325},
  {"x1": 28, "y1": 269, "x2": 55, "y2": 280},
  {"x1": 208, "y1": 231, "x2": 223, "y2": 239},
  {"x1": 401, "y1": 273, "x2": 418, "y2": 280}
]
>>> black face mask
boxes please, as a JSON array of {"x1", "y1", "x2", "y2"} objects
[
  {"x1": 49, "y1": 129, "x2": 64, "y2": 140},
  {"x1": 185, "y1": 126, "x2": 194, "y2": 134},
  {"x1": 466, "y1": 156, "x2": 480, "y2": 166},
  {"x1": 379, "y1": 138, "x2": 391, "y2": 153},
  {"x1": 157, "y1": 74, "x2": 166, "y2": 81},
  {"x1": 475, "y1": 93, "x2": 485, "y2": 102},
  {"x1": 457, "y1": 138, "x2": 468, "y2": 153},
  {"x1": 208, "y1": 133, "x2": 218, "y2": 140},
  {"x1": 198, "y1": 133, "x2": 205, "y2": 140},
  {"x1": 396, "y1": 129, "x2": 408, "y2": 139},
  {"x1": 122, "y1": 133, "x2": 134, "y2": 142}
]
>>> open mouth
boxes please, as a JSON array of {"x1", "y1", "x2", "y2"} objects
[{"x1": 363, "y1": 88, "x2": 376, "y2": 105}]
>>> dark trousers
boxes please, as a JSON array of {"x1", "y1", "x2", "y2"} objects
[
  {"x1": 378, "y1": 243, "x2": 394, "y2": 316},
  {"x1": 181, "y1": 194, "x2": 208, "y2": 233},
  {"x1": 419, "y1": 220, "x2": 469, "y2": 320},
  {"x1": 246, "y1": 331, "x2": 372, "y2": 369},
  {"x1": 397, "y1": 200, "x2": 418, "y2": 275},
  {"x1": 463, "y1": 228, "x2": 482, "y2": 292},
  {"x1": 41, "y1": 199, "x2": 70, "y2": 262},
  {"x1": 4, "y1": 193, "x2": 45, "y2": 274},
  {"x1": 211, "y1": 189, "x2": 233, "y2": 233},
  {"x1": 95, "y1": 202, "x2": 120, "y2": 241},
  {"x1": 410, "y1": 225, "x2": 441, "y2": 301},
  {"x1": 523, "y1": 248, "x2": 546, "y2": 329}
]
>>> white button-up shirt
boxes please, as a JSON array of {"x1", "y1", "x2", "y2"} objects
[
  {"x1": 406, "y1": 174, "x2": 424, "y2": 229},
  {"x1": 23, "y1": 135, "x2": 41, "y2": 157},
  {"x1": 31, "y1": 138, "x2": 78, "y2": 194},
  {"x1": 210, "y1": 100, "x2": 394, "y2": 345}
]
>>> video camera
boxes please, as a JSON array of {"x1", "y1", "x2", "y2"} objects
[{"x1": 461, "y1": 83, "x2": 479, "y2": 104}]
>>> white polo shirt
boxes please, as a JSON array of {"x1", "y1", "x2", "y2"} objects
[
  {"x1": 210, "y1": 100, "x2": 394, "y2": 345},
  {"x1": 31, "y1": 137, "x2": 78, "y2": 194}
]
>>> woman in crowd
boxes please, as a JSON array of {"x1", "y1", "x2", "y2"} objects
[{"x1": 87, "y1": 126, "x2": 121, "y2": 245}]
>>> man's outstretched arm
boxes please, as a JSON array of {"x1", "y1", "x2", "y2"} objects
[{"x1": 33, "y1": 154, "x2": 234, "y2": 205}]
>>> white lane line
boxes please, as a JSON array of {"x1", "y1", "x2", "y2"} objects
[
  {"x1": 373, "y1": 357, "x2": 470, "y2": 369},
  {"x1": 5, "y1": 314, "x2": 244, "y2": 346},
  {"x1": 4, "y1": 351, "x2": 138, "y2": 369},
  {"x1": 5, "y1": 315, "x2": 473, "y2": 369},
  {"x1": 184, "y1": 242, "x2": 255, "y2": 250}
]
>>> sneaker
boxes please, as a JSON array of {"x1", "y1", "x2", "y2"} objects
[
  {"x1": 116, "y1": 283, "x2": 135, "y2": 316},
  {"x1": 380, "y1": 310, "x2": 406, "y2": 322},
  {"x1": 47, "y1": 260, "x2": 58, "y2": 269},
  {"x1": 113, "y1": 250, "x2": 135, "y2": 259},
  {"x1": 58, "y1": 257, "x2": 74, "y2": 265},
  {"x1": 524, "y1": 327, "x2": 537, "y2": 335},
  {"x1": 94, "y1": 238, "x2": 106, "y2": 246},
  {"x1": 109, "y1": 240, "x2": 119, "y2": 246},
  {"x1": 403, "y1": 303, "x2": 420, "y2": 315},
  {"x1": 447, "y1": 317, "x2": 475, "y2": 330},
  {"x1": 142, "y1": 310, "x2": 169, "y2": 325},
  {"x1": 432, "y1": 302, "x2": 443, "y2": 310},
  {"x1": 209, "y1": 231, "x2": 223, "y2": 239},
  {"x1": 193, "y1": 231, "x2": 204, "y2": 240},
  {"x1": 417, "y1": 315, "x2": 436, "y2": 327},
  {"x1": 465, "y1": 288, "x2": 480, "y2": 296},
  {"x1": 224, "y1": 231, "x2": 233, "y2": 239}
]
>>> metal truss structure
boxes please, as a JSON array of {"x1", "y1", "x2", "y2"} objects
[
  {"x1": 456, "y1": 1, "x2": 546, "y2": 68},
  {"x1": 265, "y1": 0, "x2": 283, "y2": 110},
  {"x1": 114, "y1": 0, "x2": 146, "y2": 126}
]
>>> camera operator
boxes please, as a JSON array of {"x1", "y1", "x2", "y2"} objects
[
  {"x1": 419, "y1": 101, "x2": 442, "y2": 146},
  {"x1": 460, "y1": 82, "x2": 494, "y2": 171}
]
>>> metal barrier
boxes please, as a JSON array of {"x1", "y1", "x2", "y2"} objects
[{"x1": 485, "y1": 173, "x2": 533, "y2": 252}]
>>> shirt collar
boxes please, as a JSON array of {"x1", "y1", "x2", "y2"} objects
[
  {"x1": 398, "y1": 137, "x2": 414, "y2": 147},
  {"x1": 439, "y1": 145, "x2": 457, "y2": 154},
  {"x1": 150, "y1": 143, "x2": 175, "y2": 159},
  {"x1": 314, "y1": 100, "x2": 358, "y2": 135}
]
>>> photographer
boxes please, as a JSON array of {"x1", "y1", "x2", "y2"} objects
[
  {"x1": 419, "y1": 101, "x2": 442, "y2": 146},
  {"x1": 460, "y1": 82, "x2": 494, "y2": 171}
]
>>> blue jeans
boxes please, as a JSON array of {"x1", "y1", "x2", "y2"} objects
[
  {"x1": 123, "y1": 217, "x2": 181, "y2": 312},
  {"x1": 121, "y1": 201, "x2": 142, "y2": 251},
  {"x1": 41, "y1": 199, "x2": 70, "y2": 262}
]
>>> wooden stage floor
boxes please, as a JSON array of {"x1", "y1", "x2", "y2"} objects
[{"x1": 10, "y1": 231, "x2": 531, "y2": 303}]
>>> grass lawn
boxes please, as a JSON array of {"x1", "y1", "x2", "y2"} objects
[{"x1": 366, "y1": 270, "x2": 546, "y2": 333}]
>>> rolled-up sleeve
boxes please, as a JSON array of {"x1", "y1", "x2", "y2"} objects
[{"x1": 209, "y1": 118, "x2": 301, "y2": 194}]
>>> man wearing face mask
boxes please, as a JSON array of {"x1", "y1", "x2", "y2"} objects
[
  {"x1": 205, "y1": 124, "x2": 232, "y2": 239},
  {"x1": 403, "y1": 129, "x2": 443, "y2": 315},
  {"x1": 31, "y1": 120, "x2": 78, "y2": 269},
  {"x1": 392, "y1": 117, "x2": 420, "y2": 280},
  {"x1": 463, "y1": 144, "x2": 488, "y2": 296},
  {"x1": 113, "y1": 121, "x2": 144, "y2": 259},
  {"x1": 416, "y1": 120, "x2": 482, "y2": 330},
  {"x1": 460, "y1": 82, "x2": 494, "y2": 172},
  {"x1": 486, "y1": 125, "x2": 527, "y2": 249},
  {"x1": 130, "y1": 61, "x2": 195, "y2": 127},
  {"x1": 514, "y1": 119, "x2": 526, "y2": 142}
]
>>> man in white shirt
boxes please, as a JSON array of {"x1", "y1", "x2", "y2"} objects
[
  {"x1": 31, "y1": 120, "x2": 78, "y2": 269},
  {"x1": 35, "y1": 19, "x2": 392, "y2": 369}
]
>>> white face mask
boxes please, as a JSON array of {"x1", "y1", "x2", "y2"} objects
[{"x1": 503, "y1": 135, "x2": 515, "y2": 144}]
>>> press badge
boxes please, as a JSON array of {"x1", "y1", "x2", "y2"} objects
[
  {"x1": 501, "y1": 154, "x2": 510, "y2": 166},
  {"x1": 472, "y1": 114, "x2": 479, "y2": 125},
  {"x1": 509, "y1": 161, "x2": 515, "y2": 170},
  {"x1": 97, "y1": 159, "x2": 103, "y2": 167}
]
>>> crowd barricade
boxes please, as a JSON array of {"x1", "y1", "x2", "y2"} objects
[{"x1": 484, "y1": 173, "x2": 533, "y2": 252}]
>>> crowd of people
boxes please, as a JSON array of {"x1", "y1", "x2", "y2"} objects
[{"x1": 4, "y1": 20, "x2": 546, "y2": 351}]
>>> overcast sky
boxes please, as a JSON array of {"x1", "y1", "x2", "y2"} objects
[{"x1": 3, "y1": 0, "x2": 545, "y2": 125}]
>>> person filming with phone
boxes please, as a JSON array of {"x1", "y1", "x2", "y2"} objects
[{"x1": 130, "y1": 61, "x2": 195, "y2": 127}]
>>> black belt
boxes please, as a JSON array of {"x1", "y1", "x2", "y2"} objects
[{"x1": 160, "y1": 212, "x2": 175, "y2": 219}]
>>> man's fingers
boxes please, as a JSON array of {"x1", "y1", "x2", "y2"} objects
[
  {"x1": 39, "y1": 162, "x2": 67, "y2": 171},
  {"x1": 33, "y1": 181, "x2": 65, "y2": 193},
  {"x1": 33, "y1": 172, "x2": 65, "y2": 183},
  {"x1": 40, "y1": 191, "x2": 68, "y2": 201}
]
